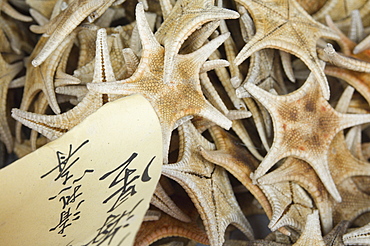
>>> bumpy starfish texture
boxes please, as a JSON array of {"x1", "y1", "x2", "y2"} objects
[
  {"x1": 31, "y1": 0, "x2": 116, "y2": 67},
  {"x1": 292, "y1": 210, "x2": 325, "y2": 246},
  {"x1": 199, "y1": 126, "x2": 273, "y2": 220},
  {"x1": 245, "y1": 72, "x2": 370, "y2": 202},
  {"x1": 0, "y1": 53, "x2": 22, "y2": 153},
  {"x1": 234, "y1": 0, "x2": 339, "y2": 99},
  {"x1": 257, "y1": 157, "x2": 333, "y2": 234},
  {"x1": 134, "y1": 209, "x2": 209, "y2": 246},
  {"x1": 12, "y1": 28, "x2": 120, "y2": 140},
  {"x1": 154, "y1": 0, "x2": 239, "y2": 84},
  {"x1": 88, "y1": 3, "x2": 232, "y2": 161},
  {"x1": 162, "y1": 121, "x2": 254, "y2": 246},
  {"x1": 323, "y1": 220, "x2": 350, "y2": 246},
  {"x1": 343, "y1": 221, "x2": 370, "y2": 245}
]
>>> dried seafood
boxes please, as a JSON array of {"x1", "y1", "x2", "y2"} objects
[{"x1": 2, "y1": 0, "x2": 370, "y2": 245}]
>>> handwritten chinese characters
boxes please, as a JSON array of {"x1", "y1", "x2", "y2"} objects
[
  {"x1": 41, "y1": 140, "x2": 94, "y2": 237},
  {"x1": 84, "y1": 153, "x2": 156, "y2": 245}
]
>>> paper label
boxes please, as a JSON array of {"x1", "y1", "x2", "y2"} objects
[{"x1": 0, "y1": 94, "x2": 163, "y2": 246}]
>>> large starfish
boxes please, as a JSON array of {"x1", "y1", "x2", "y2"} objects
[
  {"x1": 244, "y1": 71, "x2": 370, "y2": 202},
  {"x1": 154, "y1": 0, "x2": 239, "y2": 84},
  {"x1": 88, "y1": 3, "x2": 232, "y2": 161},
  {"x1": 12, "y1": 28, "x2": 120, "y2": 140},
  {"x1": 162, "y1": 121, "x2": 254, "y2": 246},
  {"x1": 234, "y1": 0, "x2": 339, "y2": 99},
  {"x1": 0, "y1": 53, "x2": 23, "y2": 153}
]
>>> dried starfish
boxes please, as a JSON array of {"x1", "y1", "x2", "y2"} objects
[
  {"x1": 234, "y1": 0, "x2": 339, "y2": 100},
  {"x1": 88, "y1": 3, "x2": 232, "y2": 161},
  {"x1": 31, "y1": 0, "x2": 116, "y2": 67},
  {"x1": 154, "y1": 0, "x2": 239, "y2": 84},
  {"x1": 12, "y1": 28, "x2": 120, "y2": 140},
  {"x1": 245, "y1": 71, "x2": 370, "y2": 202},
  {"x1": 199, "y1": 125, "x2": 273, "y2": 221},
  {"x1": 323, "y1": 220, "x2": 350, "y2": 246},
  {"x1": 162, "y1": 121, "x2": 254, "y2": 246},
  {"x1": 343, "y1": 221, "x2": 370, "y2": 245},
  {"x1": 0, "y1": 53, "x2": 23, "y2": 153},
  {"x1": 259, "y1": 181, "x2": 314, "y2": 232},
  {"x1": 134, "y1": 209, "x2": 209, "y2": 246},
  {"x1": 292, "y1": 210, "x2": 325, "y2": 246},
  {"x1": 257, "y1": 157, "x2": 333, "y2": 234}
]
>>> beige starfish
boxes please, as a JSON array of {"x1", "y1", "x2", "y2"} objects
[
  {"x1": 234, "y1": 0, "x2": 339, "y2": 100},
  {"x1": 323, "y1": 220, "x2": 350, "y2": 246},
  {"x1": 245, "y1": 71, "x2": 370, "y2": 202},
  {"x1": 199, "y1": 126, "x2": 273, "y2": 221},
  {"x1": 154, "y1": 0, "x2": 239, "y2": 84},
  {"x1": 88, "y1": 3, "x2": 231, "y2": 161},
  {"x1": 0, "y1": 53, "x2": 23, "y2": 153},
  {"x1": 257, "y1": 157, "x2": 333, "y2": 234},
  {"x1": 292, "y1": 210, "x2": 326, "y2": 246},
  {"x1": 31, "y1": 0, "x2": 116, "y2": 67},
  {"x1": 162, "y1": 121, "x2": 254, "y2": 246},
  {"x1": 12, "y1": 28, "x2": 120, "y2": 140},
  {"x1": 259, "y1": 181, "x2": 314, "y2": 232},
  {"x1": 343, "y1": 221, "x2": 370, "y2": 245}
]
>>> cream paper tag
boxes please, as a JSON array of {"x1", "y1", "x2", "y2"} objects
[{"x1": 0, "y1": 94, "x2": 163, "y2": 246}]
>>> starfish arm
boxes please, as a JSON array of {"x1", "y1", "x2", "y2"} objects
[
  {"x1": 1, "y1": 1, "x2": 32, "y2": 22},
  {"x1": 343, "y1": 221, "x2": 370, "y2": 245},
  {"x1": 31, "y1": 0, "x2": 112, "y2": 67},
  {"x1": 155, "y1": 0, "x2": 239, "y2": 84},
  {"x1": 151, "y1": 183, "x2": 191, "y2": 222},
  {"x1": 292, "y1": 210, "x2": 326, "y2": 246},
  {"x1": 354, "y1": 32, "x2": 370, "y2": 54}
]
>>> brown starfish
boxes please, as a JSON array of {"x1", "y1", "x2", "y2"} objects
[
  {"x1": 88, "y1": 3, "x2": 232, "y2": 161},
  {"x1": 234, "y1": 0, "x2": 339, "y2": 100},
  {"x1": 323, "y1": 220, "x2": 350, "y2": 246},
  {"x1": 292, "y1": 210, "x2": 326, "y2": 246},
  {"x1": 162, "y1": 121, "x2": 254, "y2": 245},
  {"x1": 134, "y1": 209, "x2": 209, "y2": 246},
  {"x1": 244, "y1": 71, "x2": 370, "y2": 202}
]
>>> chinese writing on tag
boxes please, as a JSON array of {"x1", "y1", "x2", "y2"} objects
[
  {"x1": 41, "y1": 140, "x2": 94, "y2": 237},
  {"x1": 84, "y1": 153, "x2": 156, "y2": 245}
]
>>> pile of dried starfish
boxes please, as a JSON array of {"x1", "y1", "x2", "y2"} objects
[{"x1": 2, "y1": 0, "x2": 370, "y2": 245}]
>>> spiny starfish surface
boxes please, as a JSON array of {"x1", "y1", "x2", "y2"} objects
[
  {"x1": 162, "y1": 121, "x2": 254, "y2": 246},
  {"x1": 245, "y1": 72, "x2": 370, "y2": 202},
  {"x1": 234, "y1": 0, "x2": 339, "y2": 99},
  {"x1": 88, "y1": 3, "x2": 232, "y2": 161},
  {"x1": 12, "y1": 28, "x2": 120, "y2": 140}
]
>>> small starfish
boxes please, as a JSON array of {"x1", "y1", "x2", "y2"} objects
[
  {"x1": 245, "y1": 72, "x2": 370, "y2": 202},
  {"x1": 0, "y1": 53, "x2": 23, "y2": 153},
  {"x1": 162, "y1": 121, "x2": 254, "y2": 246},
  {"x1": 12, "y1": 28, "x2": 120, "y2": 140},
  {"x1": 88, "y1": 3, "x2": 232, "y2": 161},
  {"x1": 199, "y1": 126, "x2": 273, "y2": 221},
  {"x1": 31, "y1": 0, "x2": 116, "y2": 67},
  {"x1": 154, "y1": 0, "x2": 239, "y2": 84},
  {"x1": 234, "y1": 0, "x2": 339, "y2": 100}
]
